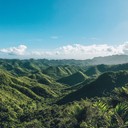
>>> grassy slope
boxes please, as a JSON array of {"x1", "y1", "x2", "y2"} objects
[
  {"x1": 57, "y1": 71, "x2": 88, "y2": 86},
  {"x1": 58, "y1": 71, "x2": 128, "y2": 104},
  {"x1": 1, "y1": 59, "x2": 128, "y2": 127}
]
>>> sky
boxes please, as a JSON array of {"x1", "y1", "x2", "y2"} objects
[{"x1": 0, "y1": 0, "x2": 128, "y2": 59}]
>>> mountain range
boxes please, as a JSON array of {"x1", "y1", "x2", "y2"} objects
[{"x1": 1, "y1": 55, "x2": 128, "y2": 128}]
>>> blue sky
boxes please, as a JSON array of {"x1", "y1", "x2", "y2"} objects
[{"x1": 0, "y1": 0, "x2": 128, "y2": 59}]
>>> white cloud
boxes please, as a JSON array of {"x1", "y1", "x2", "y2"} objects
[
  {"x1": 29, "y1": 42, "x2": 128, "y2": 59},
  {"x1": 1, "y1": 42, "x2": 128, "y2": 59},
  {"x1": 0, "y1": 45, "x2": 27, "y2": 56}
]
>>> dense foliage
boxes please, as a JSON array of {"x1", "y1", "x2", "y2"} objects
[{"x1": 0, "y1": 58, "x2": 128, "y2": 128}]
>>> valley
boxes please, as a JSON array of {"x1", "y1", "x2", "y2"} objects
[{"x1": 1, "y1": 56, "x2": 128, "y2": 128}]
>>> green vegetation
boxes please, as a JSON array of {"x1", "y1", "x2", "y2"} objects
[
  {"x1": 57, "y1": 71, "x2": 88, "y2": 86},
  {"x1": 0, "y1": 58, "x2": 128, "y2": 128}
]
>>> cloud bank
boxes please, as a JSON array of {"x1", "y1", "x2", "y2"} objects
[
  {"x1": 31, "y1": 42, "x2": 128, "y2": 59},
  {"x1": 0, "y1": 42, "x2": 128, "y2": 59},
  {"x1": 0, "y1": 45, "x2": 27, "y2": 55}
]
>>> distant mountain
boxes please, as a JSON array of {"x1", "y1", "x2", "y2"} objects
[
  {"x1": 85, "y1": 63, "x2": 128, "y2": 76},
  {"x1": 38, "y1": 55, "x2": 128, "y2": 65},
  {"x1": 40, "y1": 55, "x2": 128, "y2": 65},
  {"x1": 0, "y1": 55, "x2": 128, "y2": 70},
  {"x1": 58, "y1": 71, "x2": 128, "y2": 104},
  {"x1": 86, "y1": 55, "x2": 128, "y2": 65}
]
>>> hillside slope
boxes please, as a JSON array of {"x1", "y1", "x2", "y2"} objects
[
  {"x1": 57, "y1": 71, "x2": 88, "y2": 86},
  {"x1": 58, "y1": 71, "x2": 128, "y2": 104},
  {"x1": 1, "y1": 58, "x2": 128, "y2": 127}
]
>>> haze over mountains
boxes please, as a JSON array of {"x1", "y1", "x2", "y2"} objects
[{"x1": 1, "y1": 55, "x2": 128, "y2": 127}]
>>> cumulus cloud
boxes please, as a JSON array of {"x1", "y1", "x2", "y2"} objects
[
  {"x1": 0, "y1": 45, "x2": 27, "y2": 56},
  {"x1": 1, "y1": 42, "x2": 128, "y2": 59},
  {"x1": 28, "y1": 42, "x2": 128, "y2": 59}
]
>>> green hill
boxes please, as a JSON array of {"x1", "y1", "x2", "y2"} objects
[
  {"x1": 43, "y1": 65, "x2": 83, "y2": 79},
  {"x1": 85, "y1": 66, "x2": 101, "y2": 76},
  {"x1": 1, "y1": 58, "x2": 128, "y2": 127},
  {"x1": 57, "y1": 71, "x2": 88, "y2": 86},
  {"x1": 85, "y1": 63, "x2": 128, "y2": 77},
  {"x1": 58, "y1": 71, "x2": 128, "y2": 104}
]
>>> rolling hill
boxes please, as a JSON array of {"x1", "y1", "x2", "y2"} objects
[
  {"x1": 57, "y1": 71, "x2": 88, "y2": 86},
  {"x1": 58, "y1": 71, "x2": 128, "y2": 104},
  {"x1": 1, "y1": 58, "x2": 128, "y2": 127}
]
